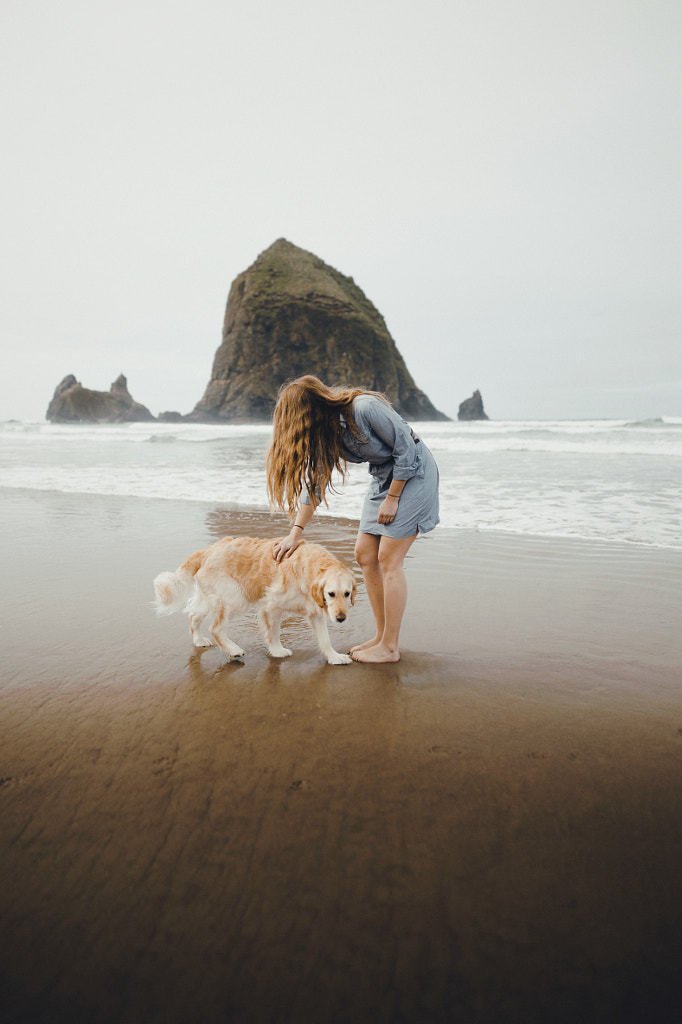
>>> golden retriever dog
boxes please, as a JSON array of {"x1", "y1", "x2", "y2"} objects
[{"x1": 153, "y1": 536, "x2": 356, "y2": 665}]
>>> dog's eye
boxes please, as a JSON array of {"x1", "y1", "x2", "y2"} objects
[
  {"x1": 328, "y1": 591, "x2": 335, "y2": 598},
  {"x1": 344, "y1": 591, "x2": 350, "y2": 597}
]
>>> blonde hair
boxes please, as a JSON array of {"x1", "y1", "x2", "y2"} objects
[{"x1": 266, "y1": 375, "x2": 387, "y2": 515}]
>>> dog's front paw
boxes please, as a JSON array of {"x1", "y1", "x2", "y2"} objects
[
  {"x1": 269, "y1": 645, "x2": 293, "y2": 658},
  {"x1": 327, "y1": 651, "x2": 353, "y2": 665}
]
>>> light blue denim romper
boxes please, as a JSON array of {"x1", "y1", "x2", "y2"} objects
[{"x1": 303, "y1": 395, "x2": 440, "y2": 538}]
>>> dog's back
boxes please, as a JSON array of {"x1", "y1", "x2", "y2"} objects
[{"x1": 199, "y1": 535, "x2": 281, "y2": 602}]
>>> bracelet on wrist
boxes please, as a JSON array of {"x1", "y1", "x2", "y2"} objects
[
  {"x1": 387, "y1": 491, "x2": 401, "y2": 499},
  {"x1": 292, "y1": 524, "x2": 304, "y2": 531}
]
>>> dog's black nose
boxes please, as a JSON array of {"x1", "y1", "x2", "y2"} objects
[{"x1": 336, "y1": 614, "x2": 346, "y2": 622}]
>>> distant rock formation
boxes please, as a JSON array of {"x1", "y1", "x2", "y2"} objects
[
  {"x1": 458, "y1": 390, "x2": 489, "y2": 421},
  {"x1": 46, "y1": 374, "x2": 156, "y2": 423},
  {"x1": 189, "y1": 238, "x2": 449, "y2": 423}
]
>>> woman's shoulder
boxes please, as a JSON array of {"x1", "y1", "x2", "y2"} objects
[
  {"x1": 352, "y1": 393, "x2": 406, "y2": 428},
  {"x1": 352, "y1": 393, "x2": 390, "y2": 418}
]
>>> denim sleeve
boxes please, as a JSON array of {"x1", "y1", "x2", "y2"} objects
[
  {"x1": 300, "y1": 485, "x2": 322, "y2": 506},
  {"x1": 359, "y1": 399, "x2": 419, "y2": 480}
]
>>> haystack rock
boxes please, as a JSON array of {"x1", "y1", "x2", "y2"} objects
[
  {"x1": 46, "y1": 374, "x2": 156, "y2": 423},
  {"x1": 190, "y1": 238, "x2": 449, "y2": 423},
  {"x1": 458, "y1": 390, "x2": 489, "y2": 421}
]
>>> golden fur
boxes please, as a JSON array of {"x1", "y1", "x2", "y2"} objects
[
  {"x1": 265, "y1": 375, "x2": 388, "y2": 516},
  {"x1": 154, "y1": 536, "x2": 357, "y2": 665}
]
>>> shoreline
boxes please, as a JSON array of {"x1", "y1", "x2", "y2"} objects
[
  {"x1": 1, "y1": 487, "x2": 681, "y2": 1022},
  {"x1": 3, "y1": 410, "x2": 682, "y2": 551}
]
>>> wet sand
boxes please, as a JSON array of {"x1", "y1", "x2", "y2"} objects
[{"x1": 1, "y1": 487, "x2": 681, "y2": 1023}]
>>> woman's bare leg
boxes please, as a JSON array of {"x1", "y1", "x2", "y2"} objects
[
  {"x1": 352, "y1": 533, "x2": 417, "y2": 663},
  {"x1": 350, "y1": 533, "x2": 383, "y2": 653}
]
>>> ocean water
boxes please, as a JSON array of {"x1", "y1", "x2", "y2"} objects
[{"x1": 1, "y1": 417, "x2": 681, "y2": 550}]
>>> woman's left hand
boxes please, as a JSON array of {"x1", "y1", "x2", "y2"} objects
[{"x1": 378, "y1": 496, "x2": 400, "y2": 525}]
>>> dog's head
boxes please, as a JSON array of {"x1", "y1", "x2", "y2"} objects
[{"x1": 312, "y1": 568, "x2": 357, "y2": 622}]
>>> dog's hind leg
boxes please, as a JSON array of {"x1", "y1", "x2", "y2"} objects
[
  {"x1": 309, "y1": 614, "x2": 352, "y2": 665},
  {"x1": 259, "y1": 606, "x2": 292, "y2": 659},
  {"x1": 186, "y1": 587, "x2": 215, "y2": 647},
  {"x1": 206, "y1": 579, "x2": 248, "y2": 658},
  {"x1": 208, "y1": 608, "x2": 245, "y2": 658},
  {"x1": 189, "y1": 612, "x2": 214, "y2": 648},
  {"x1": 207, "y1": 604, "x2": 245, "y2": 658}
]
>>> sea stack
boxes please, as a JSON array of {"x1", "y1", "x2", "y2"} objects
[
  {"x1": 189, "y1": 239, "x2": 448, "y2": 423},
  {"x1": 46, "y1": 374, "x2": 156, "y2": 423},
  {"x1": 458, "y1": 390, "x2": 489, "y2": 421}
]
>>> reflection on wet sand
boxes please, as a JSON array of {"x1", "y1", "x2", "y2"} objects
[{"x1": 205, "y1": 504, "x2": 362, "y2": 562}]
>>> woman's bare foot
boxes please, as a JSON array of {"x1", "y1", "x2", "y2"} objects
[
  {"x1": 349, "y1": 636, "x2": 381, "y2": 654},
  {"x1": 351, "y1": 644, "x2": 400, "y2": 663}
]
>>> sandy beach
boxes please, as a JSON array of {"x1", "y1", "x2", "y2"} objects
[{"x1": 1, "y1": 486, "x2": 681, "y2": 1023}]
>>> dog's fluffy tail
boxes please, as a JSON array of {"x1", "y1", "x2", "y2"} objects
[{"x1": 153, "y1": 548, "x2": 208, "y2": 616}]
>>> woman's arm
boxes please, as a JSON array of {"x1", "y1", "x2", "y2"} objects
[
  {"x1": 356, "y1": 397, "x2": 419, "y2": 482},
  {"x1": 273, "y1": 501, "x2": 315, "y2": 562}
]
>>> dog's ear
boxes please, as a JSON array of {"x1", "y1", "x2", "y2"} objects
[
  {"x1": 351, "y1": 578, "x2": 357, "y2": 606},
  {"x1": 311, "y1": 579, "x2": 326, "y2": 609}
]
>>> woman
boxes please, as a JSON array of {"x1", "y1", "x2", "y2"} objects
[{"x1": 266, "y1": 376, "x2": 439, "y2": 663}]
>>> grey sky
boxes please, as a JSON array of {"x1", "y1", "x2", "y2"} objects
[{"x1": 1, "y1": 0, "x2": 680, "y2": 421}]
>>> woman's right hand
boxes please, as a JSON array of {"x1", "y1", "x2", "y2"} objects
[{"x1": 273, "y1": 531, "x2": 302, "y2": 563}]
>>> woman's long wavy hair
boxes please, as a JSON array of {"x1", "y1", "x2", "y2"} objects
[{"x1": 266, "y1": 375, "x2": 387, "y2": 516}]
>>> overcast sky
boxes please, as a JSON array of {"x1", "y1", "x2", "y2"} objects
[{"x1": 1, "y1": 0, "x2": 680, "y2": 421}]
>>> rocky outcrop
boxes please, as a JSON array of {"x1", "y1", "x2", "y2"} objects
[
  {"x1": 46, "y1": 374, "x2": 156, "y2": 423},
  {"x1": 458, "y1": 390, "x2": 489, "y2": 421},
  {"x1": 190, "y1": 239, "x2": 448, "y2": 423}
]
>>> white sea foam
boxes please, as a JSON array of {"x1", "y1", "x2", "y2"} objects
[{"x1": 1, "y1": 418, "x2": 681, "y2": 549}]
